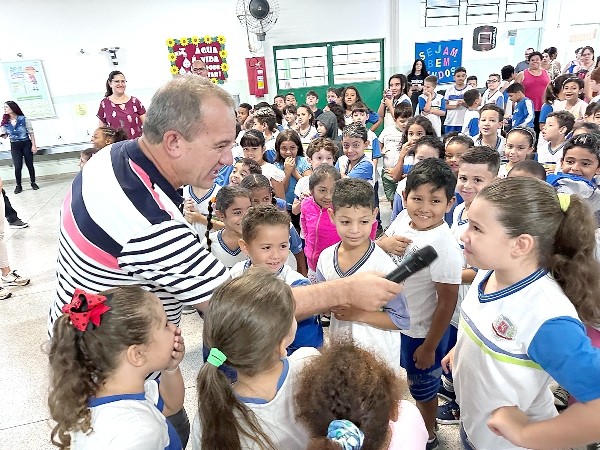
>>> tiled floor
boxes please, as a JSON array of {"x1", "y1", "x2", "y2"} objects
[{"x1": 0, "y1": 174, "x2": 461, "y2": 449}]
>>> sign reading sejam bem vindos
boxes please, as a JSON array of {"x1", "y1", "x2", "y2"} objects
[{"x1": 415, "y1": 39, "x2": 463, "y2": 84}]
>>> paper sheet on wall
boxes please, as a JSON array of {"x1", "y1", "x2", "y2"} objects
[{"x1": 1, "y1": 60, "x2": 56, "y2": 119}]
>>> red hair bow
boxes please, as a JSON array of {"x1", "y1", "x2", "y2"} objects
[{"x1": 61, "y1": 289, "x2": 111, "y2": 332}]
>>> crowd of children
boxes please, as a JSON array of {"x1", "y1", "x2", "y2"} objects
[{"x1": 46, "y1": 59, "x2": 600, "y2": 450}]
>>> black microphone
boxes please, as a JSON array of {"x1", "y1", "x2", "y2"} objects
[{"x1": 385, "y1": 245, "x2": 438, "y2": 283}]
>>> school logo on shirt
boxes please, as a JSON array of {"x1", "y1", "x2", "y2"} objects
[{"x1": 492, "y1": 315, "x2": 516, "y2": 340}]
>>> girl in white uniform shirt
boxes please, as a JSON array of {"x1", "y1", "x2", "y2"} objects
[
  {"x1": 202, "y1": 185, "x2": 253, "y2": 269},
  {"x1": 48, "y1": 286, "x2": 185, "y2": 450},
  {"x1": 192, "y1": 271, "x2": 318, "y2": 450},
  {"x1": 444, "y1": 178, "x2": 600, "y2": 450}
]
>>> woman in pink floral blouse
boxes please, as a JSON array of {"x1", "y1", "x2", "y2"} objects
[{"x1": 97, "y1": 71, "x2": 146, "y2": 139}]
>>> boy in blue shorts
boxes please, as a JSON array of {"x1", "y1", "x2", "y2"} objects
[
  {"x1": 316, "y1": 178, "x2": 409, "y2": 370},
  {"x1": 382, "y1": 158, "x2": 463, "y2": 449}
]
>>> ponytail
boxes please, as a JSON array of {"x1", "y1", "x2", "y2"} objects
[
  {"x1": 550, "y1": 195, "x2": 600, "y2": 326},
  {"x1": 48, "y1": 315, "x2": 96, "y2": 449},
  {"x1": 205, "y1": 197, "x2": 216, "y2": 252},
  {"x1": 196, "y1": 272, "x2": 294, "y2": 450},
  {"x1": 196, "y1": 362, "x2": 263, "y2": 450}
]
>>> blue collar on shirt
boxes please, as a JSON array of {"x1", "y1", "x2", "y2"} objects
[
  {"x1": 236, "y1": 358, "x2": 289, "y2": 404},
  {"x1": 477, "y1": 268, "x2": 548, "y2": 303},
  {"x1": 334, "y1": 241, "x2": 376, "y2": 277},
  {"x1": 88, "y1": 391, "x2": 146, "y2": 407},
  {"x1": 217, "y1": 230, "x2": 241, "y2": 256},
  {"x1": 188, "y1": 184, "x2": 218, "y2": 204}
]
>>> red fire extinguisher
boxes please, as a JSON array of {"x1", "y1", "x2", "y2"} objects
[{"x1": 246, "y1": 57, "x2": 268, "y2": 98}]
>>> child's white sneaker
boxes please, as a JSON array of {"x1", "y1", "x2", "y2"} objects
[
  {"x1": 1, "y1": 270, "x2": 30, "y2": 287},
  {"x1": 0, "y1": 286, "x2": 12, "y2": 300}
]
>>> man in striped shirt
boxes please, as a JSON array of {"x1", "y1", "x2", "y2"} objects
[{"x1": 49, "y1": 75, "x2": 403, "y2": 445}]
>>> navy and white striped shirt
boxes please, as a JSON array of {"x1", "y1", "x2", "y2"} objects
[{"x1": 49, "y1": 139, "x2": 229, "y2": 335}]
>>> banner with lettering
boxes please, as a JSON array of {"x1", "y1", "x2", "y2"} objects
[
  {"x1": 415, "y1": 39, "x2": 463, "y2": 84},
  {"x1": 166, "y1": 35, "x2": 228, "y2": 84}
]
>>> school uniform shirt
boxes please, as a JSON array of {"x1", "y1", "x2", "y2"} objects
[
  {"x1": 71, "y1": 380, "x2": 181, "y2": 450},
  {"x1": 230, "y1": 261, "x2": 323, "y2": 353},
  {"x1": 553, "y1": 99, "x2": 589, "y2": 121},
  {"x1": 201, "y1": 230, "x2": 246, "y2": 269},
  {"x1": 538, "y1": 102, "x2": 554, "y2": 125},
  {"x1": 444, "y1": 85, "x2": 471, "y2": 127},
  {"x1": 366, "y1": 129, "x2": 382, "y2": 182},
  {"x1": 182, "y1": 184, "x2": 221, "y2": 239},
  {"x1": 382, "y1": 95, "x2": 412, "y2": 128},
  {"x1": 260, "y1": 162, "x2": 286, "y2": 184},
  {"x1": 297, "y1": 126, "x2": 317, "y2": 151},
  {"x1": 450, "y1": 203, "x2": 471, "y2": 328},
  {"x1": 384, "y1": 212, "x2": 463, "y2": 339},
  {"x1": 378, "y1": 125, "x2": 404, "y2": 173},
  {"x1": 511, "y1": 97, "x2": 535, "y2": 128},
  {"x1": 482, "y1": 88, "x2": 505, "y2": 109},
  {"x1": 455, "y1": 269, "x2": 600, "y2": 450},
  {"x1": 264, "y1": 130, "x2": 280, "y2": 163},
  {"x1": 461, "y1": 110, "x2": 480, "y2": 138},
  {"x1": 416, "y1": 93, "x2": 446, "y2": 137},
  {"x1": 191, "y1": 347, "x2": 318, "y2": 450},
  {"x1": 537, "y1": 141, "x2": 567, "y2": 167},
  {"x1": 335, "y1": 155, "x2": 374, "y2": 186},
  {"x1": 316, "y1": 241, "x2": 408, "y2": 369},
  {"x1": 497, "y1": 164, "x2": 510, "y2": 178},
  {"x1": 474, "y1": 135, "x2": 506, "y2": 157}
]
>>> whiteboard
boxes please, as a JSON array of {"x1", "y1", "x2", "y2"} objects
[{"x1": 1, "y1": 59, "x2": 56, "y2": 119}]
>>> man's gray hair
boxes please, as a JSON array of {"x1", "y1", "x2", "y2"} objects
[{"x1": 143, "y1": 75, "x2": 235, "y2": 144}]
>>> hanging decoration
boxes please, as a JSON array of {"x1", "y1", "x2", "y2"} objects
[{"x1": 166, "y1": 35, "x2": 228, "y2": 84}]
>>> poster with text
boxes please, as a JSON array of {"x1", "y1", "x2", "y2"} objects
[
  {"x1": 1, "y1": 60, "x2": 56, "y2": 119},
  {"x1": 415, "y1": 39, "x2": 463, "y2": 84},
  {"x1": 166, "y1": 35, "x2": 228, "y2": 84}
]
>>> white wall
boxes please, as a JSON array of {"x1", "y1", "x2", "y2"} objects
[
  {"x1": 0, "y1": 0, "x2": 255, "y2": 147},
  {"x1": 0, "y1": 0, "x2": 594, "y2": 148}
]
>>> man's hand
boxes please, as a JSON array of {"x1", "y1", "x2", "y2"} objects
[{"x1": 345, "y1": 271, "x2": 402, "y2": 311}]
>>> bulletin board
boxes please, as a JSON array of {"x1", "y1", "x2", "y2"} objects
[
  {"x1": 166, "y1": 35, "x2": 229, "y2": 84},
  {"x1": 1, "y1": 59, "x2": 56, "y2": 119},
  {"x1": 415, "y1": 39, "x2": 463, "y2": 84}
]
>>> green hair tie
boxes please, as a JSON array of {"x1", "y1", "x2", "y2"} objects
[{"x1": 207, "y1": 347, "x2": 227, "y2": 368}]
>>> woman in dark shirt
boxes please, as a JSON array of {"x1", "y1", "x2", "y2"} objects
[{"x1": 407, "y1": 59, "x2": 429, "y2": 111}]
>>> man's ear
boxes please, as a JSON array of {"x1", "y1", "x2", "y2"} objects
[{"x1": 162, "y1": 130, "x2": 185, "y2": 159}]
